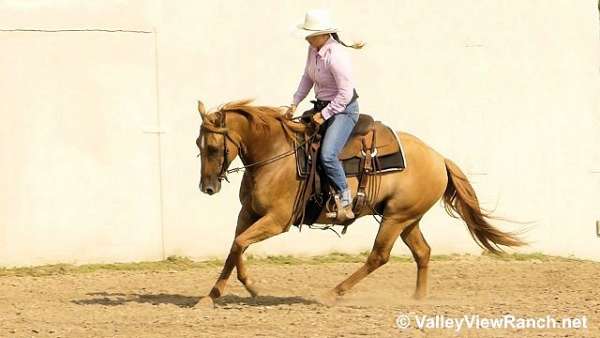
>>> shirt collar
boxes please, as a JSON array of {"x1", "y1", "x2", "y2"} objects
[{"x1": 311, "y1": 35, "x2": 336, "y2": 57}]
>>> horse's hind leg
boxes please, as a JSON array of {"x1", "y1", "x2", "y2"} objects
[
  {"x1": 401, "y1": 219, "x2": 430, "y2": 300},
  {"x1": 319, "y1": 215, "x2": 418, "y2": 306}
]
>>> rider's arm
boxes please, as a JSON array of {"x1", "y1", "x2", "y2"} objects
[{"x1": 293, "y1": 48, "x2": 314, "y2": 106}]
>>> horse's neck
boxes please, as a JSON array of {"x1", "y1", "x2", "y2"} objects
[{"x1": 229, "y1": 114, "x2": 293, "y2": 167}]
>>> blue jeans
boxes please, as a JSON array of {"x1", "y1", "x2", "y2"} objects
[{"x1": 319, "y1": 100, "x2": 359, "y2": 197}]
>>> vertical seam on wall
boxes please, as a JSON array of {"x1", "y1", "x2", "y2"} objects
[{"x1": 153, "y1": 26, "x2": 166, "y2": 260}]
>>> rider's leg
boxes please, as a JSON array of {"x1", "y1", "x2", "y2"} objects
[{"x1": 320, "y1": 101, "x2": 359, "y2": 216}]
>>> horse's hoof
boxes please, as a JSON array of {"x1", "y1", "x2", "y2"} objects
[
  {"x1": 317, "y1": 290, "x2": 338, "y2": 307},
  {"x1": 412, "y1": 291, "x2": 427, "y2": 301},
  {"x1": 193, "y1": 296, "x2": 215, "y2": 310},
  {"x1": 245, "y1": 283, "x2": 259, "y2": 298}
]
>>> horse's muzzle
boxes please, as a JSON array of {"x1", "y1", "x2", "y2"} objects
[{"x1": 199, "y1": 180, "x2": 221, "y2": 195}]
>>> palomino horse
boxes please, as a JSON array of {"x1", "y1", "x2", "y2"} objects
[{"x1": 195, "y1": 99, "x2": 524, "y2": 307}]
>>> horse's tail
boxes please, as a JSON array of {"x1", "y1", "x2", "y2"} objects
[{"x1": 442, "y1": 158, "x2": 526, "y2": 254}]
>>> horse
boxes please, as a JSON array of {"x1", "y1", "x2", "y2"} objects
[{"x1": 194, "y1": 98, "x2": 525, "y2": 307}]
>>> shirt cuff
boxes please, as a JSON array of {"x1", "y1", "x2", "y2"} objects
[{"x1": 321, "y1": 108, "x2": 333, "y2": 120}]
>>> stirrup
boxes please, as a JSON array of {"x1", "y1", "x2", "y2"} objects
[{"x1": 326, "y1": 195, "x2": 355, "y2": 222}]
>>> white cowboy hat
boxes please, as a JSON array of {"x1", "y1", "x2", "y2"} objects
[{"x1": 295, "y1": 9, "x2": 338, "y2": 39}]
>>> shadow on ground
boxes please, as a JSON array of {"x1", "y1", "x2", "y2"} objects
[{"x1": 72, "y1": 292, "x2": 317, "y2": 308}]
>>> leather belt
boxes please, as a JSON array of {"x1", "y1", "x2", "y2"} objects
[{"x1": 310, "y1": 88, "x2": 359, "y2": 112}]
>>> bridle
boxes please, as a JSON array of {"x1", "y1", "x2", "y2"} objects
[
  {"x1": 199, "y1": 111, "x2": 240, "y2": 182},
  {"x1": 198, "y1": 110, "x2": 316, "y2": 183}
]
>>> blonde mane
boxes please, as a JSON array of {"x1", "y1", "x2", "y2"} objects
[{"x1": 205, "y1": 99, "x2": 306, "y2": 143}]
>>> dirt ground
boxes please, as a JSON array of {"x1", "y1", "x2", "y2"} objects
[{"x1": 0, "y1": 254, "x2": 598, "y2": 338}]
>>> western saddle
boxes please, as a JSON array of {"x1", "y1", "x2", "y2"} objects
[{"x1": 291, "y1": 108, "x2": 406, "y2": 232}]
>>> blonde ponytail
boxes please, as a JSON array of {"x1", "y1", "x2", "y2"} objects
[{"x1": 331, "y1": 32, "x2": 365, "y2": 49}]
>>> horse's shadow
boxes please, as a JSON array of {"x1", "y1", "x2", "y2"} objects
[{"x1": 72, "y1": 292, "x2": 317, "y2": 308}]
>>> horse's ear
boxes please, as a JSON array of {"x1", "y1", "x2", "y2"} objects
[
  {"x1": 218, "y1": 110, "x2": 226, "y2": 126},
  {"x1": 197, "y1": 100, "x2": 207, "y2": 121}
]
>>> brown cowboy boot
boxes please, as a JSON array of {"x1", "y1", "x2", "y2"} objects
[{"x1": 333, "y1": 193, "x2": 355, "y2": 223}]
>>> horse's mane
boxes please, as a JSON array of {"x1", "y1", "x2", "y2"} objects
[{"x1": 206, "y1": 99, "x2": 306, "y2": 143}]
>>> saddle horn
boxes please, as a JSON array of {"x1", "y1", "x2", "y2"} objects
[{"x1": 198, "y1": 100, "x2": 208, "y2": 121}]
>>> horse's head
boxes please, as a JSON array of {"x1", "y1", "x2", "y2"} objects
[{"x1": 196, "y1": 100, "x2": 240, "y2": 195}]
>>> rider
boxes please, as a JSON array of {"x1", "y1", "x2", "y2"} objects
[{"x1": 286, "y1": 9, "x2": 364, "y2": 222}]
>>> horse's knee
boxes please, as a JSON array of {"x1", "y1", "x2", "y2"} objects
[{"x1": 232, "y1": 239, "x2": 245, "y2": 255}]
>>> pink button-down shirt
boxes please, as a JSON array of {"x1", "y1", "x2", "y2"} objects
[{"x1": 293, "y1": 36, "x2": 355, "y2": 120}]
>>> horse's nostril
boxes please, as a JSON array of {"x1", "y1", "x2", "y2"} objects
[{"x1": 206, "y1": 188, "x2": 214, "y2": 195}]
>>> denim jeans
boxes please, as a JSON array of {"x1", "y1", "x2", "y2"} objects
[{"x1": 319, "y1": 100, "x2": 359, "y2": 200}]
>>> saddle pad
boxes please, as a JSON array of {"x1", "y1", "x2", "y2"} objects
[{"x1": 341, "y1": 151, "x2": 405, "y2": 176}]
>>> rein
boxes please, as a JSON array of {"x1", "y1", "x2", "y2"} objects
[
  {"x1": 200, "y1": 112, "x2": 317, "y2": 182},
  {"x1": 224, "y1": 144, "x2": 302, "y2": 175}
]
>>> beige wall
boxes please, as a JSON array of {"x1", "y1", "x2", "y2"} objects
[{"x1": 1, "y1": 0, "x2": 598, "y2": 266}]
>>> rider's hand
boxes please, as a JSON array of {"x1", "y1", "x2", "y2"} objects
[
  {"x1": 312, "y1": 112, "x2": 325, "y2": 126},
  {"x1": 284, "y1": 104, "x2": 296, "y2": 119}
]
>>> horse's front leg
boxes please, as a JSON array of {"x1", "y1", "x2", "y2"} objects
[
  {"x1": 206, "y1": 209, "x2": 256, "y2": 299},
  {"x1": 194, "y1": 213, "x2": 285, "y2": 309}
]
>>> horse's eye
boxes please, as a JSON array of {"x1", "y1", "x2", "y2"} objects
[{"x1": 206, "y1": 146, "x2": 219, "y2": 155}]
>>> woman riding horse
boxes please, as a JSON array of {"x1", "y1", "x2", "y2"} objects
[
  {"x1": 286, "y1": 9, "x2": 365, "y2": 223},
  {"x1": 194, "y1": 9, "x2": 525, "y2": 309}
]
